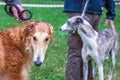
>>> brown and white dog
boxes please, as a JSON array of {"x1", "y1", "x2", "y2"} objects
[{"x1": 0, "y1": 21, "x2": 53, "y2": 80}]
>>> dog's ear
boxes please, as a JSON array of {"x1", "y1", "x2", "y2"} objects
[
  {"x1": 48, "y1": 24, "x2": 54, "y2": 43},
  {"x1": 76, "y1": 17, "x2": 83, "y2": 24},
  {"x1": 49, "y1": 24, "x2": 53, "y2": 35},
  {"x1": 22, "y1": 21, "x2": 30, "y2": 27},
  {"x1": 24, "y1": 22, "x2": 35, "y2": 36}
]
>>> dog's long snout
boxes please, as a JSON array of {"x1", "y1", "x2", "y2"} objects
[
  {"x1": 34, "y1": 57, "x2": 42, "y2": 67},
  {"x1": 60, "y1": 23, "x2": 70, "y2": 31}
]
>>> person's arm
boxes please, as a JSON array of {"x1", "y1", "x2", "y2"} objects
[
  {"x1": 105, "y1": 0, "x2": 116, "y2": 20},
  {"x1": 104, "y1": 0, "x2": 116, "y2": 31}
]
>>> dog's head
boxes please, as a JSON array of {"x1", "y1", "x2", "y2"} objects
[
  {"x1": 60, "y1": 16, "x2": 91, "y2": 32},
  {"x1": 23, "y1": 21, "x2": 53, "y2": 67}
]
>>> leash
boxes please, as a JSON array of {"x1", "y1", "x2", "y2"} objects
[
  {"x1": 81, "y1": 0, "x2": 90, "y2": 17},
  {"x1": 4, "y1": 3, "x2": 32, "y2": 21}
]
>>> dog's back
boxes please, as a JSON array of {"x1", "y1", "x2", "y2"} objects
[
  {"x1": 97, "y1": 29, "x2": 118, "y2": 61},
  {"x1": 0, "y1": 27, "x2": 26, "y2": 80}
]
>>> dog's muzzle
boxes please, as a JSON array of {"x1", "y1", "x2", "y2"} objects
[{"x1": 34, "y1": 57, "x2": 42, "y2": 67}]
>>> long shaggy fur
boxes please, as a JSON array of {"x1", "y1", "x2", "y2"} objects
[{"x1": 0, "y1": 21, "x2": 53, "y2": 80}]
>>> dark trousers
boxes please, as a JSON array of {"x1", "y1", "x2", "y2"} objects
[{"x1": 65, "y1": 13, "x2": 101, "y2": 80}]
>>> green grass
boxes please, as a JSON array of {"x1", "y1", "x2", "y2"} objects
[
  {"x1": 0, "y1": 4, "x2": 120, "y2": 80},
  {"x1": 21, "y1": 0, "x2": 64, "y2": 4},
  {"x1": 0, "y1": 0, "x2": 64, "y2": 4}
]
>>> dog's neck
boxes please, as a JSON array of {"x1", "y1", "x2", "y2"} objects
[
  {"x1": 5, "y1": 27, "x2": 33, "y2": 55},
  {"x1": 77, "y1": 24, "x2": 98, "y2": 40}
]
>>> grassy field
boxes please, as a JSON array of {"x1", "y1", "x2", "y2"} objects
[
  {"x1": 22, "y1": 0, "x2": 64, "y2": 4},
  {"x1": 0, "y1": 0, "x2": 64, "y2": 4},
  {"x1": 0, "y1": 3, "x2": 120, "y2": 80}
]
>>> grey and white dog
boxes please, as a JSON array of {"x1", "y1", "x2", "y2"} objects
[{"x1": 60, "y1": 16, "x2": 118, "y2": 80}]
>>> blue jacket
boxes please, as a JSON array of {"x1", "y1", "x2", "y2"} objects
[{"x1": 63, "y1": 0, "x2": 116, "y2": 20}]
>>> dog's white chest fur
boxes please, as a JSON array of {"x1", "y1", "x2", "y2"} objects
[{"x1": 78, "y1": 29, "x2": 98, "y2": 59}]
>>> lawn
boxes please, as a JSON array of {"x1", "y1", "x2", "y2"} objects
[
  {"x1": 0, "y1": 0, "x2": 64, "y2": 4},
  {"x1": 0, "y1": 3, "x2": 120, "y2": 80}
]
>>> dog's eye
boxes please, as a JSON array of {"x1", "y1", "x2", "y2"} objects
[
  {"x1": 76, "y1": 18, "x2": 83, "y2": 24},
  {"x1": 45, "y1": 37, "x2": 49, "y2": 41},
  {"x1": 33, "y1": 36, "x2": 37, "y2": 41},
  {"x1": 67, "y1": 21, "x2": 71, "y2": 26}
]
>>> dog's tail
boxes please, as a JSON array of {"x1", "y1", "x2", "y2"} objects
[{"x1": 81, "y1": 0, "x2": 90, "y2": 17}]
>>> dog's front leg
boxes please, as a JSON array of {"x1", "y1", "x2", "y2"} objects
[
  {"x1": 95, "y1": 57, "x2": 104, "y2": 80},
  {"x1": 83, "y1": 60, "x2": 88, "y2": 80},
  {"x1": 92, "y1": 62, "x2": 97, "y2": 78},
  {"x1": 82, "y1": 48, "x2": 88, "y2": 80}
]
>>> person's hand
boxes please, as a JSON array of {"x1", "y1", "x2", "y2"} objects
[
  {"x1": 4, "y1": 0, "x2": 29, "y2": 21},
  {"x1": 11, "y1": 4, "x2": 26, "y2": 21},
  {"x1": 104, "y1": 19, "x2": 116, "y2": 31}
]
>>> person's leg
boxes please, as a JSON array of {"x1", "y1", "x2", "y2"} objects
[
  {"x1": 66, "y1": 32, "x2": 83, "y2": 80},
  {"x1": 65, "y1": 12, "x2": 83, "y2": 80},
  {"x1": 65, "y1": 13, "x2": 101, "y2": 80},
  {"x1": 85, "y1": 13, "x2": 101, "y2": 31}
]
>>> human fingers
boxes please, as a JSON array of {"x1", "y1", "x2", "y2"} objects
[
  {"x1": 104, "y1": 19, "x2": 109, "y2": 26},
  {"x1": 109, "y1": 20, "x2": 116, "y2": 31},
  {"x1": 11, "y1": 6, "x2": 19, "y2": 20},
  {"x1": 17, "y1": 5, "x2": 26, "y2": 18}
]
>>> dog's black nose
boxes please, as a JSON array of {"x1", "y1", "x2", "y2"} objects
[
  {"x1": 34, "y1": 61, "x2": 42, "y2": 67},
  {"x1": 59, "y1": 28, "x2": 62, "y2": 31},
  {"x1": 34, "y1": 57, "x2": 42, "y2": 67}
]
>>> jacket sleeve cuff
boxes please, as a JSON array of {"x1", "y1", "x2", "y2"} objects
[
  {"x1": 106, "y1": 16, "x2": 114, "y2": 20},
  {"x1": 106, "y1": 13, "x2": 115, "y2": 20}
]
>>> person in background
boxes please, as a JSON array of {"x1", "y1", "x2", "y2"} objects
[
  {"x1": 63, "y1": 0, "x2": 116, "y2": 80},
  {"x1": 5, "y1": 0, "x2": 26, "y2": 21}
]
